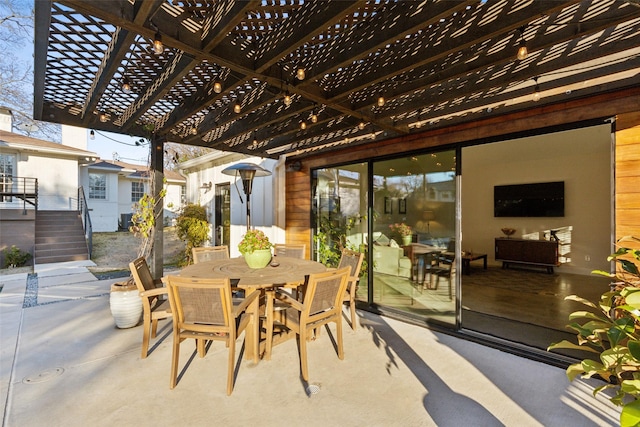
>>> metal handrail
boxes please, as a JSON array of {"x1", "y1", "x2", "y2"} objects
[
  {"x1": 0, "y1": 176, "x2": 38, "y2": 211},
  {"x1": 78, "y1": 186, "x2": 93, "y2": 258}
]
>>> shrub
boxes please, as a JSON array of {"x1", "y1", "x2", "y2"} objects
[
  {"x1": 548, "y1": 237, "x2": 640, "y2": 427},
  {"x1": 175, "y1": 203, "x2": 210, "y2": 265},
  {"x1": 3, "y1": 245, "x2": 31, "y2": 268}
]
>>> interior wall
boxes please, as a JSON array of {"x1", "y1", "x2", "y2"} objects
[{"x1": 461, "y1": 124, "x2": 612, "y2": 275}]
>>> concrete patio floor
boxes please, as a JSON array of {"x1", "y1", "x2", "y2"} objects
[{"x1": 1, "y1": 261, "x2": 619, "y2": 426}]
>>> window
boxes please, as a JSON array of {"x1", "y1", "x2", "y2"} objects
[
  {"x1": 0, "y1": 154, "x2": 16, "y2": 202},
  {"x1": 131, "y1": 181, "x2": 145, "y2": 202},
  {"x1": 89, "y1": 173, "x2": 106, "y2": 199}
]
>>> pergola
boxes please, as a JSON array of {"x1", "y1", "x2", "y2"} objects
[
  {"x1": 33, "y1": 1, "x2": 640, "y2": 276},
  {"x1": 33, "y1": 1, "x2": 640, "y2": 160}
]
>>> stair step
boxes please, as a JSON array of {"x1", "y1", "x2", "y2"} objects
[
  {"x1": 35, "y1": 236, "x2": 86, "y2": 244},
  {"x1": 34, "y1": 210, "x2": 89, "y2": 263},
  {"x1": 36, "y1": 254, "x2": 89, "y2": 264},
  {"x1": 35, "y1": 242, "x2": 88, "y2": 252}
]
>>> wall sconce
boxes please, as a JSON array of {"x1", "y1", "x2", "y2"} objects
[{"x1": 286, "y1": 160, "x2": 302, "y2": 172}]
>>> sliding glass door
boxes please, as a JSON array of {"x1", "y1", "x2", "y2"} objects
[{"x1": 312, "y1": 150, "x2": 457, "y2": 327}]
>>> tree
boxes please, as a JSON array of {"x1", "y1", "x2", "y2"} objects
[
  {"x1": 0, "y1": 0, "x2": 60, "y2": 141},
  {"x1": 163, "y1": 142, "x2": 213, "y2": 170}
]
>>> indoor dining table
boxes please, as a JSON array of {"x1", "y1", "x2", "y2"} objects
[{"x1": 178, "y1": 256, "x2": 327, "y2": 361}]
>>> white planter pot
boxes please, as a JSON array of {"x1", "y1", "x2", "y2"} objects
[{"x1": 110, "y1": 280, "x2": 142, "y2": 329}]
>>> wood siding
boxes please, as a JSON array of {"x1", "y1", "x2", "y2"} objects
[
  {"x1": 616, "y1": 111, "x2": 640, "y2": 241},
  {"x1": 285, "y1": 88, "x2": 640, "y2": 255}
]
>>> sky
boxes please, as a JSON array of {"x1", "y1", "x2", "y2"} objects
[{"x1": 87, "y1": 130, "x2": 151, "y2": 165}]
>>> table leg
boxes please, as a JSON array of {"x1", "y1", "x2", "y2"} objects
[
  {"x1": 264, "y1": 289, "x2": 275, "y2": 361},
  {"x1": 244, "y1": 286, "x2": 260, "y2": 362}
]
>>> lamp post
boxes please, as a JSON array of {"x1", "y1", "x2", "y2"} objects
[{"x1": 221, "y1": 162, "x2": 272, "y2": 231}]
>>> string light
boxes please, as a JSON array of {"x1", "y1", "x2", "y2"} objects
[
  {"x1": 296, "y1": 67, "x2": 305, "y2": 80},
  {"x1": 311, "y1": 109, "x2": 318, "y2": 123},
  {"x1": 213, "y1": 79, "x2": 223, "y2": 94},
  {"x1": 300, "y1": 121, "x2": 307, "y2": 130},
  {"x1": 532, "y1": 76, "x2": 541, "y2": 102},
  {"x1": 89, "y1": 130, "x2": 95, "y2": 140},
  {"x1": 121, "y1": 77, "x2": 131, "y2": 93},
  {"x1": 99, "y1": 112, "x2": 108, "y2": 123},
  {"x1": 153, "y1": 31, "x2": 163, "y2": 54},
  {"x1": 233, "y1": 100, "x2": 241, "y2": 114},
  {"x1": 358, "y1": 121, "x2": 366, "y2": 130},
  {"x1": 377, "y1": 95, "x2": 385, "y2": 107},
  {"x1": 516, "y1": 26, "x2": 527, "y2": 60},
  {"x1": 284, "y1": 91, "x2": 292, "y2": 107}
]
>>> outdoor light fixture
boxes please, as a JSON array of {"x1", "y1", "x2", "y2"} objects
[
  {"x1": 213, "y1": 79, "x2": 223, "y2": 94},
  {"x1": 296, "y1": 67, "x2": 305, "y2": 80},
  {"x1": 221, "y1": 162, "x2": 272, "y2": 230},
  {"x1": 377, "y1": 95, "x2": 385, "y2": 107},
  {"x1": 516, "y1": 26, "x2": 527, "y2": 60},
  {"x1": 121, "y1": 77, "x2": 131, "y2": 93},
  {"x1": 153, "y1": 31, "x2": 163, "y2": 54},
  {"x1": 358, "y1": 121, "x2": 366, "y2": 130},
  {"x1": 300, "y1": 121, "x2": 307, "y2": 130},
  {"x1": 200, "y1": 181, "x2": 212, "y2": 190},
  {"x1": 89, "y1": 130, "x2": 95, "y2": 140},
  {"x1": 532, "y1": 76, "x2": 541, "y2": 102},
  {"x1": 99, "y1": 112, "x2": 108, "y2": 123},
  {"x1": 190, "y1": 127, "x2": 197, "y2": 135},
  {"x1": 284, "y1": 91, "x2": 292, "y2": 107},
  {"x1": 311, "y1": 110, "x2": 318, "y2": 123},
  {"x1": 233, "y1": 101, "x2": 241, "y2": 114}
]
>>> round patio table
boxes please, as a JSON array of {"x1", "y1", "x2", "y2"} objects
[{"x1": 178, "y1": 256, "x2": 327, "y2": 361}]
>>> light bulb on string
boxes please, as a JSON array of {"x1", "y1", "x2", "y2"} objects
[{"x1": 153, "y1": 32, "x2": 163, "y2": 54}]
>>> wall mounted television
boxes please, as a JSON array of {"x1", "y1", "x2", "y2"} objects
[{"x1": 494, "y1": 181, "x2": 564, "y2": 217}]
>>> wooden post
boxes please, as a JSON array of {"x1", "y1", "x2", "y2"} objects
[{"x1": 150, "y1": 137, "x2": 164, "y2": 280}]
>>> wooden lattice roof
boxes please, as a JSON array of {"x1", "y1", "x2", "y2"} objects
[{"x1": 34, "y1": 1, "x2": 640, "y2": 160}]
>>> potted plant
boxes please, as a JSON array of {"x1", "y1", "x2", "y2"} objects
[
  {"x1": 238, "y1": 229, "x2": 273, "y2": 268},
  {"x1": 547, "y1": 236, "x2": 640, "y2": 427},
  {"x1": 390, "y1": 223, "x2": 412, "y2": 246}
]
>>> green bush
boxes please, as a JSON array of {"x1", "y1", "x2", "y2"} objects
[
  {"x1": 548, "y1": 237, "x2": 640, "y2": 427},
  {"x1": 3, "y1": 245, "x2": 31, "y2": 268},
  {"x1": 174, "y1": 203, "x2": 210, "y2": 266}
]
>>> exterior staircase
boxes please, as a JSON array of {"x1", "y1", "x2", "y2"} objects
[{"x1": 35, "y1": 211, "x2": 89, "y2": 264}]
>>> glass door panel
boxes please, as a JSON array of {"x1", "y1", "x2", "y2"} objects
[
  {"x1": 372, "y1": 152, "x2": 457, "y2": 326},
  {"x1": 312, "y1": 163, "x2": 368, "y2": 300}
]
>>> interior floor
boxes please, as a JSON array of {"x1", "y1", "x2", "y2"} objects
[{"x1": 356, "y1": 264, "x2": 610, "y2": 355}]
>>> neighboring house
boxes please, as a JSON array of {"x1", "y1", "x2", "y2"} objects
[
  {"x1": 82, "y1": 159, "x2": 186, "y2": 232},
  {"x1": 178, "y1": 151, "x2": 283, "y2": 257},
  {"x1": 0, "y1": 109, "x2": 99, "y2": 266}
]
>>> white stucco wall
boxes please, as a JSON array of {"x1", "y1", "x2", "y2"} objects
[
  {"x1": 461, "y1": 123, "x2": 612, "y2": 275},
  {"x1": 181, "y1": 155, "x2": 280, "y2": 257},
  {"x1": 18, "y1": 153, "x2": 80, "y2": 210}
]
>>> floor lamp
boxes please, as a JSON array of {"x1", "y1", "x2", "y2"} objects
[{"x1": 221, "y1": 162, "x2": 272, "y2": 231}]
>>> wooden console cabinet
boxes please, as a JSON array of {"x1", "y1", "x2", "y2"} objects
[{"x1": 495, "y1": 238, "x2": 559, "y2": 273}]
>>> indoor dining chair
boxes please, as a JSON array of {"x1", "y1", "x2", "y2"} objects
[
  {"x1": 268, "y1": 267, "x2": 350, "y2": 381},
  {"x1": 192, "y1": 245, "x2": 229, "y2": 264},
  {"x1": 165, "y1": 275, "x2": 259, "y2": 395},
  {"x1": 273, "y1": 243, "x2": 306, "y2": 259},
  {"x1": 337, "y1": 248, "x2": 364, "y2": 330},
  {"x1": 129, "y1": 257, "x2": 172, "y2": 359}
]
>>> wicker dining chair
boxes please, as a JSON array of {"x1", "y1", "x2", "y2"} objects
[
  {"x1": 337, "y1": 249, "x2": 364, "y2": 330},
  {"x1": 273, "y1": 243, "x2": 306, "y2": 259},
  {"x1": 192, "y1": 245, "x2": 229, "y2": 264},
  {"x1": 129, "y1": 257, "x2": 172, "y2": 359},
  {"x1": 268, "y1": 267, "x2": 350, "y2": 381},
  {"x1": 165, "y1": 275, "x2": 259, "y2": 395}
]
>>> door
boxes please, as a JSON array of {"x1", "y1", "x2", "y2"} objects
[{"x1": 214, "y1": 183, "x2": 230, "y2": 246}]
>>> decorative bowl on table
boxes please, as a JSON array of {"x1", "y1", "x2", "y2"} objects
[{"x1": 501, "y1": 227, "x2": 516, "y2": 238}]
